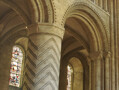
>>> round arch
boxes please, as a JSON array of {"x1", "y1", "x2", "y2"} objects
[
  {"x1": 62, "y1": 2, "x2": 109, "y2": 53},
  {"x1": 59, "y1": 50, "x2": 89, "y2": 90},
  {"x1": 69, "y1": 57, "x2": 83, "y2": 90},
  {"x1": 0, "y1": 0, "x2": 30, "y2": 24},
  {"x1": 0, "y1": 0, "x2": 55, "y2": 24}
]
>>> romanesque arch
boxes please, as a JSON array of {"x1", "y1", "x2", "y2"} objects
[
  {"x1": 59, "y1": 50, "x2": 89, "y2": 90},
  {"x1": 0, "y1": 0, "x2": 55, "y2": 24},
  {"x1": 62, "y1": 2, "x2": 109, "y2": 52},
  {"x1": 59, "y1": 2, "x2": 109, "y2": 90},
  {"x1": 0, "y1": 0, "x2": 118, "y2": 90}
]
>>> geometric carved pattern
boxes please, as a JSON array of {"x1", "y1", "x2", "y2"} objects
[{"x1": 23, "y1": 35, "x2": 61, "y2": 90}]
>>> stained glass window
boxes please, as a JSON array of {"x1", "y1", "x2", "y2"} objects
[
  {"x1": 9, "y1": 46, "x2": 23, "y2": 87},
  {"x1": 67, "y1": 65, "x2": 73, "y2": 90}
]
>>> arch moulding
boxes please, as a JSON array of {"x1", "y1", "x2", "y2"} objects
[{"x1": 60, "y1": 2, "x2": 110, "y2": 53}]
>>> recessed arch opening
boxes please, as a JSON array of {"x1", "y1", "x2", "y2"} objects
[
  {"x1": 68, "y1": 57, "x2": 84, "y2": 90},
  {"x1": 62, "y1": 3, "x2": 109, "y2": 53},
  {"x1": 8, "y1": 37, "x2": 28, "y2": 90},
  {"x1": 60, "y1": 3, "x2": 109, "y2": 90},
  {"x1": 59, "y1": 51, "x2": 89, "y2": 90}
]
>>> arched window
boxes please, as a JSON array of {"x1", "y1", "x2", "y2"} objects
[
  {"x1": 67, "y1": 64, "x2": 73, "y2": 90},
  {"x1": 9, "y1": 46, "x2": 24, "y2": 87}
]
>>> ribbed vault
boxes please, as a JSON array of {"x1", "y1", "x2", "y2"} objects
[
  {"x1": 0, "y1": 0, "x2": 55, "y2": 24},
  {"x1": 0, "y1": 0, "x2": 55, "y2": 45}
]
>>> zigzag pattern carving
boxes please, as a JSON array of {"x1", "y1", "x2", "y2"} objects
[
  {"x1": 29, "y1": 38, "x2": 60, "y2": 54},
  {"x1": 27, "y1": 51, "x2": 59, "y2": 70},
  {"x1": 24, "y1": 81, "x2": 31, "y2": 90},
  {"x1": 28, "y1": 45, "x2": 60, "y2": 63},
  {"x1": 23, "y1": 37, "x2": 61, "y2": 90},
  {"x1": 39, "y1": 81, "x2": 55, "y2": 90},
  {"x1": 25, "y1": 62, "x2": 59, "y2": 80}
]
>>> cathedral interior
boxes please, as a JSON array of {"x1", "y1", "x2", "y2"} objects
[{"x1": 0, "y1": 0, "x2": 119, "y2": 90}]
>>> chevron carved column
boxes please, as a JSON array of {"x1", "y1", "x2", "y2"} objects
[{"x1": 23, "y1": 24, "x2": 64, "y2": 90}]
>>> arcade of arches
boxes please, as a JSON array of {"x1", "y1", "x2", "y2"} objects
[{"x1": 0, "y1": 0, "x2": 119, "y2": 90}]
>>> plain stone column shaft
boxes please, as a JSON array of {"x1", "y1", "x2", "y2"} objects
[
  {"x1": 95, "y1": 59, "x2": 101, "y2": 90},
  {"x1": 104, "y1": 0, "x2": 108, "y2": 11},
  {"x1": 104, "y1": 53, "x2": 110, "y2": 90},
  {"x1": 90, "y1": 52, "x2": 102, "y2": 90},
  {"x1": 90, "y1": 59, "x2": 101, "y2": 90},
  {"x1": 91, "y1": 60, "x2": 96, "y2": 90},
  {"x1": 95, "y1": 0, "x2": 99, "y2": 5}
]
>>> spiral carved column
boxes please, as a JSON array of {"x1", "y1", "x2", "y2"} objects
[{"x1": 23, "y1": 24, "x2": 64, "y2": 90}]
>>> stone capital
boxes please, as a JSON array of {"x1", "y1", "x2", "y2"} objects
[
  {"x1": 89, "y1": 51, "x2": 103, "y2": 61},
  {"x1": 86, "y1": 57, "x2": 92, "y2": 65},
  {"x1": 27, "y1": 23, "x2": 65, "y2": 39},
  {"x1": 103, "y1": 51, "x2": 111, "y2": 58}
]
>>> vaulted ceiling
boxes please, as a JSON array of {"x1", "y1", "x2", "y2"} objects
[
  {"x1": 62, "y1": 17, "x2": 90, "y2": 57},
  {"x1": 0, "y1": 1, "x2": 27, "y2": 44},
  {"x1": 0, "y1": 0, "x2": 93, "y2": 57}
]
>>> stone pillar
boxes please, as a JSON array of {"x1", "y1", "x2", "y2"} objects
[
  {"x1": 90, "y1": 58, "x2": 96, "y2": 90},
  {"x1": 23, "y1": 24, "x2": 64, "y2": 90},
  {"x1": 104, "y1": 52, "x2": 111, "y2": 90},
  {"x1": 95, "y1": 0, "x2": 99, "y2": 5},
  {"x1": 104, "y1": 0, "x2": 108, "y2": 11},
  {"x1": 90, "y1": 51, "x2": 103, "y2": 90},
  {"x1": 99, "y1": 0, "x2": 103, "y2": 8},
  {"x1": 87, "y1": 57, "x2": 92, "y2": 90}
]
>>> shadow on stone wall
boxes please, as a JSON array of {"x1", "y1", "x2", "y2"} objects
[{"x1": 9, "y1": 86, "x2": 22, "y2": 90}]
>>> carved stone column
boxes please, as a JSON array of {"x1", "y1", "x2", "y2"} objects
[
  {"x1": 23, "y1": 23, "x2": 64, "y2": 90},
  {"x1": 104, "y1": 51, "x2": 111, "y2": 90},
  {"x1": 90, "y1": 51, "x2": 103, "y2": 90}
]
